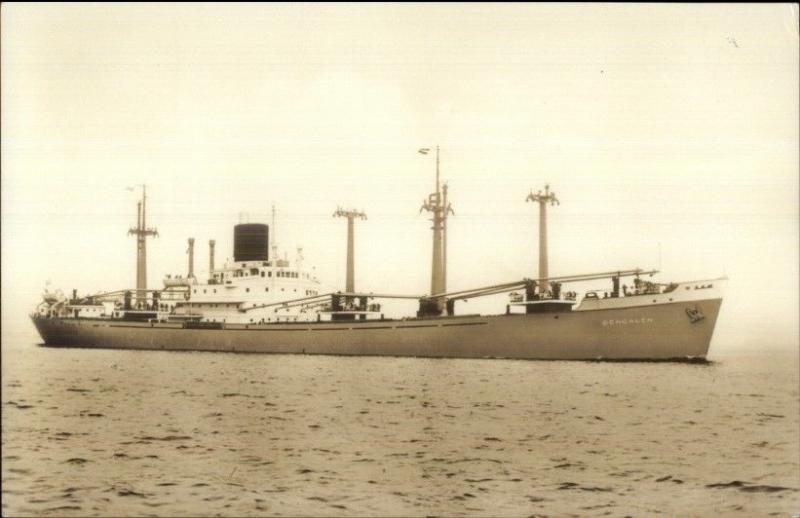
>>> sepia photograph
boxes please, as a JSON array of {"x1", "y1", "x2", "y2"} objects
[{"x1": 2, "y1": 3, "x2": 798, "y2": 516}]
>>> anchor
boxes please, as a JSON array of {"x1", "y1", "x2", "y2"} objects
[{"x1": 686, "y1": 305, "x2": 705, "y2": 323}]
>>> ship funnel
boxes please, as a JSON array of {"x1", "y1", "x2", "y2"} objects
[
  {"x1": 187, "y1": 238, "x2": 195, "y2": 278},
  {"x1": 208, "y1": 240, "x2": 216, "y2": 280},
  {"x1": 233, "y1": 223, "x2": 269, "y2": 262}
]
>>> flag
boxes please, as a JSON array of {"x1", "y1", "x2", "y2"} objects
[{"x1": 418, "y1": 148, "x2": 430, "y2": 155}]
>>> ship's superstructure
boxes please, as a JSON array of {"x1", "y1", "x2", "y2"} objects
[
  {"x1": 31, "y1": 152, "x2": 725, "y2": 360},
  {"x1": 169, "y1": 223, "x2": 324, "y2": 325}
]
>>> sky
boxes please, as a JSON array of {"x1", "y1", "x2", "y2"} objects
[{"x1": 2, "y1": 3, "x2": 798, "y2": 350}]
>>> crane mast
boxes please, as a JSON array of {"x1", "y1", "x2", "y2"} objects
[
  {"x1": 127, "y1": 184, "x2": 158, "y2": 307},
  {"x1": 419, "y1": 146, "x2": 454, "y2": 315},
  {"x1": 526, "y1": 184, "x2": 559, "y2": 294},
  {"x1": 333, "y1": 207, "x2": 367, "y2": 293}
]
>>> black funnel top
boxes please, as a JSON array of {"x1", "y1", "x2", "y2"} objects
[{"x1": 233, "y1": 223, "x2": 269, "y2": 262}]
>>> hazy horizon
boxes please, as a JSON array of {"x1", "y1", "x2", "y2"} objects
[{"x1": 2, "y1": 4, "x2": 798, "y2": 352}]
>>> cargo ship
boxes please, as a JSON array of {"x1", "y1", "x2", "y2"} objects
[{"x1": 31, "y1": 149, "x2": 724, "y2": 360}]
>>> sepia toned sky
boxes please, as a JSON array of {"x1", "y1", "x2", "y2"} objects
[{"x1": 2, "y1": 4, "x2": 798, "y2": 350}]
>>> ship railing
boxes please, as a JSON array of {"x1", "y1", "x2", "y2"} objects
[
  {"x1": 239, "y1": 291, "x2": 424, "y2": 313},
  {"x1": 418, "y1": 268, "x2": 659, "y2": 315},
  {"x1": 425, "y1": 268, "x2": 658, "y2": 302},
  {"x1": 237, "y1": 268, "x2": 660, "y2": 315}
]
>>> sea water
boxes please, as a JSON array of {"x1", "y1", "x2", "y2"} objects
[{"x1": 2, "y1": 327, "x2": 798, "y2": 516}]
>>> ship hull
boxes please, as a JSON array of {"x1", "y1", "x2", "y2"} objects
[{"x1": 31, "y1": 298, "x2": 722, "y2": 360}]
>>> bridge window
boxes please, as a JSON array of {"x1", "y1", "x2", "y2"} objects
[
  {"x1": 261, "y1": 272, "x2": 265, "y2": 277},
  {"x1": 265, "y1": 287, "x2": 269, "y2": 292},
  {"x1": 246, "y1": 288, "x2": 250, "y2": 292},
  {"x1": 268, "y1": 271, "x2": 272, "y2": 277}
]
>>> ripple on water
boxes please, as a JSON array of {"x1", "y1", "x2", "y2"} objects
[{"x1": 2, "y1": 342, "x2": 798, "y2": 517}]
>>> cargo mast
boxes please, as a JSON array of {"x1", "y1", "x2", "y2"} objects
[
  {"x1": 526, "y1": 184, "x2": 559, "y2": 293},
  {"x1": 187, "y1": 238, "x2": 195, "y2": 279},
  {"x1": 442, "y1": 181, "x2": 454, "y2": 292},
  {"x1": 271, "y1": 204, "x2": 278, "y2": 260},
  {"x1": 208, "y1": 240, "x2": 216, "y2": 282},
  {"x1": 127, "y1": 185, "x2": 158, "y2": 306},
  {"x1": 420, "y1": 146, "x2": 454, "y2": 312},
  {"x1": 333, "y1": 207, "x2": 367, "y2": 293}
]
